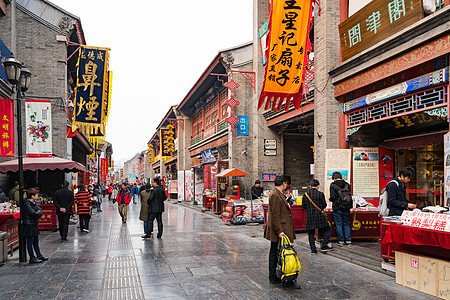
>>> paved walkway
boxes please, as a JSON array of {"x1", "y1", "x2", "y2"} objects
[{"x1": 0, "y1": 200, "x2": 437, "y2": 299}]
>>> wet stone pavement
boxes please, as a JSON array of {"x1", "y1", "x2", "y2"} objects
[{"x1": 0, "y1": 200, "x2": 438, "y2": 300}]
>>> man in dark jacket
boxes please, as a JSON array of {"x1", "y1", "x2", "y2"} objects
[
  {"x1": 142, "y1": 177, "x2": 167, "y2": 239},
  {"x1": 251, "y1": 180, "x2": 263, "y2": 200},
  {"x1": 53, "y1": 181, "x2": 75, "y2": 241},
  {"x1": 264, "y1": 175, "x2": 300, "y2": 289},
  {"x1": 8, "y1": 181, "x2": 20, "y2": 206},
  {"x1": 329, "y1": 172, "x2": 352, "y2": 247},
  {"x1": 387, "y1": 167, "x2": 417, "y2": 216}
]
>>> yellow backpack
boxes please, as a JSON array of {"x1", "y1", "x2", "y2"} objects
[{"x1": 276, "y1": 235, "x2": 301, "y2": 281}]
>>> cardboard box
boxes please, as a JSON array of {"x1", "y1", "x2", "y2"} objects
[
  {"x1": 403, "y1": 252, "x2": 420, "y2": 290},
  {"x1": 420, "y1": 257, "x2": 438, "y2": 297},
  {"x1": 438, "y1": 259, "x2": 450, "y2": 300},
  {"x1": 395, "y1": 251, "x2": 404, "y2": 285}
]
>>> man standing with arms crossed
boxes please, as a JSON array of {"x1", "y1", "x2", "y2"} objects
[
  {"x1": 53, "y1": 181, "x2": 74, "y2": 241},
  {"x1": 264, "y1": 175, "x2": 300, "y2": 289}
]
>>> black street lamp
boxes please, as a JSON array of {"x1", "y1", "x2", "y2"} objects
[{"x1": 3, "y1": 53, "x2": 32, "y2": 263}]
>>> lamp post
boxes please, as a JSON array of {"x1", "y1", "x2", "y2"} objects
[{"x1": 3, "y1": 53, "x2": 32, "y2": 263}]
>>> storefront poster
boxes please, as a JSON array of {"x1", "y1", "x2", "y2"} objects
[
  {"x1": 324, "y1": 149, "x2": 352, "y2": 202},
  {"x1": 177, "y1": 170, "x2": 185, "y2": 202},
  {"x1": 25, "y1": 100, "x2": 52, "y2": 157},
  {"x1": 185, "y1": 170, "x2": 193, "y2": 202},
  {"x1": 234, "y1": 203, "x2": 264, "y2": 223},
  {"x1": 168, "y1": 180, "x2": 177, "y2": 194},
  {"x1": 194, "y1": 168, "x2": 204, "y2": 204},
  {"x1": 0, "y1": 99, "x2": 14, "y2": 157},
  {"x1": 444, "y1": 133, "x2": 450, "y2": 207},
  {"x1": 352, "y1": 147, "x2": 379, "y2": 198}
]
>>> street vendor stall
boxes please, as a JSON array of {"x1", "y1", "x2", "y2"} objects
[
  {"x1": 0, "y1": 157, "x2": 84, "y2": 235},
  {"x1": 0, "y1": 211, "x2": 20, "y2": 253},
  {"x1": 216, "y1": 168, "x2": 264, "y2": 224}
]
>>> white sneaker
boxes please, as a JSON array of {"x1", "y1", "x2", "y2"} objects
[{"x1": 83, "y1": 229, "x2": 89, "y2": 233}]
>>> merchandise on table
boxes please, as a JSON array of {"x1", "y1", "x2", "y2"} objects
[{"x1": 0, "y1": 202, "x2": 19, "y2": 214}]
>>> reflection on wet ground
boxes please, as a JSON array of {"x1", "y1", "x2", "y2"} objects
[{"x1": 0, "y1": 200, "x2": 437, "y2": 299}]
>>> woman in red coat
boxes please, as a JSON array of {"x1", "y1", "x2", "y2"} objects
[
  {"x1": 75, "y1": 185, "x2": 92, "y2": 233},
  {"x1": 117, "y1": 184, "x2": 131, "y2": 223}
]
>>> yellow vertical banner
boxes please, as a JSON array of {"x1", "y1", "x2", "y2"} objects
[{"x1": 258, "y1": 0, "x2": 313, "y2": 111}]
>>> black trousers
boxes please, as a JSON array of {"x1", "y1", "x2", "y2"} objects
[
  {"x1": 79, "y1": 214, "x2": 91, "y2": 231},
  {"x1": 147, "y1": 212, "x2": 163, "y2": 238},
  {"x1": 58, "y1": 214, "x2": 70, "y2": 239},
  {"x1": 26, "y1": 235, "x2": 42, "y2": 258},
  {"x1": 269, "y1": 241, "x2": 278, "y2": 280},
  {"x1": 308, "y1": 225, "x2": 332, "y2": 252}
]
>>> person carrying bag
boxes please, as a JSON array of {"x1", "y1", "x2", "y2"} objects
[{"x1": 303, "y1": 179, "x2": 334, "y2": 254}]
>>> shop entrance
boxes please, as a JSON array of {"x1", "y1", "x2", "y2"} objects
[{"x1": 394, "y1": 143, "x2": 444, "y2": 207}]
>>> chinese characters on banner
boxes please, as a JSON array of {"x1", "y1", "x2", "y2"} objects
[
  {"x1": 0, "y1": 99, "x2": 14, "y2": 157},
  {"x1": 338, "y1": 0, "x2": 423, "y2": 61},
  {"x1": 73, "y1": 46, "x2": 110, "y2": 136},
  {"x1": 101, "y1": 158, "x2": 108, "y2": 181},
  {"x1": 25, "y1": 100, "x2": 52, "y2": 157},
  {"x1": 160, "y1": 127, "x2": 174, "y2": 159},
  {"x1": 258, "y1": 0, "x2": 314, "y2": 111},
  {"x1": 401, "y1": 211, "x2": 450, "y2": 232}
]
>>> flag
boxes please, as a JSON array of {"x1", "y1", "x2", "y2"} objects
[{"x1": 258, "y1": 0, "x2": 314, "y2": 111}]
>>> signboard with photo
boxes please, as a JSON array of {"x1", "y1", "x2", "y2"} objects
[
  {"x1": 324, "y1": 149, "x2": 352, "y2": 202},
  {"x1": 352, "y1": 147, "x2": 380, "y2": 198}
]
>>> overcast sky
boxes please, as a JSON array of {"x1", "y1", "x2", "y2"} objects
[{"x1": 50, "y1": 0, "x2": 254, "y2": 167}]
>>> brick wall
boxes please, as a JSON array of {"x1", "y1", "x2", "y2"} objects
[
  {"x1": 283, "y1": 134, "x2": 314, "y2": 192},
  {"x1": 313, "y1": 0, "x2": 341, "y2": 191}
]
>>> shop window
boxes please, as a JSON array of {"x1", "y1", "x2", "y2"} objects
[{"x1": 394, "y1": 143, "x2": 444, "y2": 208}]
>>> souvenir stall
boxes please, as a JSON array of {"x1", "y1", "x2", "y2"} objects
[
  {"x1": 218, "y1": 168, "x2": 265, "y2": 224},
  {"x1": 0, "y1": 157, "x2": 85, "y2": 233},
  {"x1": 0, "y1": 204, "x2": 20, "y2": 253}
]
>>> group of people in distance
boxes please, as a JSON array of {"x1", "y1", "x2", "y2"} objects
[{"x1": 20, "y1": 176, "x2": 168, "y2": 264}]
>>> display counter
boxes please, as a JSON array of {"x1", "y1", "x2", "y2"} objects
[
  {"x1": 204, "y1": 195, "x2": 215, "y2": 209},
  {"x1": 222, "y1": 200, "x2": 264, "y2": 224},
  {"x1": 381, "y1": 222, "x2": 450, "y2": 262},
  {"x1": 319, "y1": 210, "x2": 381, "y2": 240},
  {"x1": 262, "y1": 204, "x2": 306, "y2": 232},
  {"x1": 217, "y1": 198, "x2": 228, "y2": 215},
  {"x1": 38, "y1": 204, "x2": 58, "y2": 230},
  {"x1": 0, "y1": 213, "x2": 20, "y2": 253}
]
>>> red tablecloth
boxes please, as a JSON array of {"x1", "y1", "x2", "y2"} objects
[
  {"x1": 0, "y1": 212, "x2": 20, "y2": 224},
  {"x1": 381, "y1": 224, "x2": 450, "y2": 258}
]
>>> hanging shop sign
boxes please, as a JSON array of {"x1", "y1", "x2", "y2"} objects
[
  {"x1": 264, "y1": 139, "x2": 277, "y2": 156},
  {"x1": 324, "y1": 149, "x2": 352, "y2": 201},
  {"x1": 25, "y1": 100, "x2": 52, "y2": 157},
  {"x1": 237, "y1": 115, "x2": 249, "y2": 136},
  {"x1": 217, "y1": 144, "x2": 229, "y2": 160},
  {"x1": 259, "y1": 0, "x2": 314, "y2": 111},
  {"x1": 160, "y1": 126, "x2": 175, "y2": 159},
  {"x1": 101, "y1": 158, "x2": 108, "y2": 181},
  {"x1": 352, "y1": 147, "x2": 379, "y2": 198},
  {"x1": 259, "y1": 19, "x2": 269, "y2": 66},
  {"x1": 147, "y1": 143, "x2": 154, "y2": 165},
  {"x1": 201, "y1": 148, "x2": 216, "y2": 164},
  {"x1": 73, "y1": 45, "x2": 110, "y2": 135},
  {"x1": 339, "y1": 0, "x2": 423, "y2": 61},
  {"x1": 0, "y1": 99, "x2": 14, "y2": 157}
]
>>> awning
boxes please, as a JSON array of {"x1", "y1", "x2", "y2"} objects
[
  {"x1": 215, "y1": 168, "x2": 249, "y2": 177},
  {"x1": 0, "y1": 157, "x2": 86, "y2": 173}
]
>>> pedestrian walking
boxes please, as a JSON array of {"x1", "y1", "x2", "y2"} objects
[
  {"x1": 264, "y1": 175, "x2": 300, "y2": 289},
  {"x1": 329, "y1": 171, "x2": 352, "y2": 246},
  {"x1": 139, "y1": 183, "x2": 151, "y2": 235},
  {"x1": 111, "y1": 184, "x2": 118, "y2": 203},
  {"x1": 75, "y1": 185, "x2": 92, "y2": 233},
  {"x1": 94, "y1": 184, "x2": 102, "y2": 212},
  {"x1": 303, "y1": 179, "x2": 334, "y2": 254},
  {"x1": 117, "y1": 184, "x2": 131, "y2": 223},
  {"x1": 53, "y1": 180, "x2": 74, "y2": 241},
  {"x1": 107, "y1": 184, "x2": 112, "y2": 201},
  {"x1": 142, "y1": 177, "x2": 167, "y2": 239},
  {"x1": 387, "y1": 167, "x2": 417, "y2": 216},
  {"x1": 21, "y1": 188, "x2": 48, "y2": 264}
]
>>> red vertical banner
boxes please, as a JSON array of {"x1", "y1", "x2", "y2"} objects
[
  {"x1": 0, "y1": 99, "x2": 15, "y2": 157},
  {"x1": 101, "y1": 158, "x2": 108, "y2": 181}
]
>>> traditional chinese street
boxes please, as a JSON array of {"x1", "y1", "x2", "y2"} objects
[{"x1": 0, "y1": 200, "x2": 436, "y2": 300}]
